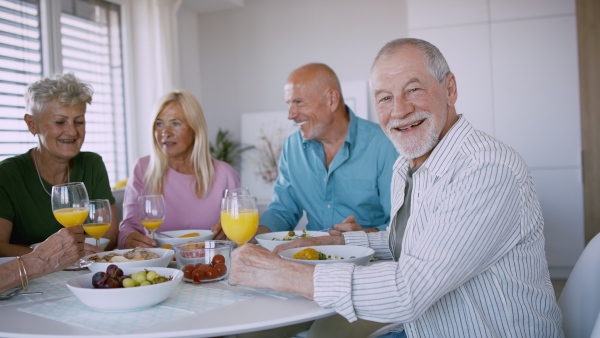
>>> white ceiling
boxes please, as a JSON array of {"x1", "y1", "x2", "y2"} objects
[{"x1": 180, "y1": 0, "x2": 245, "y2": 14}]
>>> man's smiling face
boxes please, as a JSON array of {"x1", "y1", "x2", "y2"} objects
[{"x1": 371, "y1": 45, "x2": 456, "y2": 166}]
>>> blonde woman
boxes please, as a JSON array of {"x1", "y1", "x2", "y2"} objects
[{"x1": 118, "y1": 90, "x2": 240, "y2": 249}]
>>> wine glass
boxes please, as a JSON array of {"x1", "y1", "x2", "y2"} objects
[
  {"x1": 83, "y1": 199, "x2": 111, "y2": 248},
  {"x1": 51, "y1": 182, "x2": 91, "y2": 269},
  {"x1": 137, "y1": 195, "x2": 166, "y2": 240},
  {"x1": 224, "y1": 187, "x2": 250, "y2": 197},
  {"x1": 51, "y1": 182, "x2": 89, "y2": 228},
  {"x1": 220, "y1": 195, "x2": 259, "y2": 246}
]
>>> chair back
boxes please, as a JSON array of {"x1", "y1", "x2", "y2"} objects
[{"x1": 558, "y1": 232, "x2": 600, "y2": 338}]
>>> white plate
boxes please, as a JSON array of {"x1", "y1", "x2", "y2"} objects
[
  {"x1": 85, "y1": 248, "x2": 174, "y2": 273},
  {"x1": 279, "y1": 245, "x2": 375, "y2": 266},
  {"x1": 155, "y1": 229, "x2": 215, "y2": 248},
  {"x1": 30, "y1": 237, "x2": 110, "y2": 251},
  {"x1": 66, "y1": 267, "x2": 182, "y2": 312},
  {"x1": 255, "y1": 231, "x2": 330, "y2": 251}
]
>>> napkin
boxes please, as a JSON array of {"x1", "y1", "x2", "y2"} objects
[
  {"x1": 0, "y1": 270, "x2": 86, "y2": 308},
  {"x1": 18, "y1": 282, "x2": 256, "y2": 335},
  {"x1": 19, "y1": 296, "x2": 192, "y2": 335}
]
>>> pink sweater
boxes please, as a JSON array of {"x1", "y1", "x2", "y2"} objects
[{"x1": 118, "y1": 156, "x2": 240, "y2": 248}]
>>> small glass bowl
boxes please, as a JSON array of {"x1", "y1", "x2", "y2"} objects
[{"x1": 173, "y1": 240, "x2": 235, "y2": 283}]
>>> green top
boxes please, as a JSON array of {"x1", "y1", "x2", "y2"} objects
[{"x1": 0, "y1": 150, "x2": 116, "y2": 245}]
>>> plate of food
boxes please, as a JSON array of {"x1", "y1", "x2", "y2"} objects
[
  {"x1": 278, "y1": 245, "x2": 374, "y2": 266},
  {"x1": 154, "y1": 230, "x2": 215, "y2": 249},
  {"x1": 255, "y1": 230, "x2": 329, "y2": 251},
  {"x1": 84, "y1": 248, "x2": 174, "y2": 273},
  {"x1": 66, "y1": 266, "x2": 182, "y2": 312}
]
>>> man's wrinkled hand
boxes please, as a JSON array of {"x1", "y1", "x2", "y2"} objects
[
  {"x1": 272, "y1": 235, "x2": 344, "y2": 255},
  {"x1": 329, "y1": 215, "x2": 363, "y2": 236}
]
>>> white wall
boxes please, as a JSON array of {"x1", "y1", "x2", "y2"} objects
[
  {"x1": 177, "y1": 0, "x2": 408, "y2": 144},
  {"x1": 407, "y1": 0, "x2": 584, "y2": 278},
  {"x1": 176, "y1": 0, "x2": 584, "y2": 278}
]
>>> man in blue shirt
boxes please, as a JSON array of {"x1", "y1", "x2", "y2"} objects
[{"x1": 256, "y1": 63, "x2": 397, "y2": 237}]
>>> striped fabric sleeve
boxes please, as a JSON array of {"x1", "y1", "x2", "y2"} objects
[
  {"x1": 343, "y1": 231, "x2": 394, "y2": 260},
  {"x1": 315, "y1": 162, "x2": 525, "y2": 323}
]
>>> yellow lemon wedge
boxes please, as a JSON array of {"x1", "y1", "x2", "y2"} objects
[
  {"x1": 178, "y1": 232, "x2": 200, "y2": 238},
  {"x1": 160, "y1": 244, "x2": 172, "y2": 249}
]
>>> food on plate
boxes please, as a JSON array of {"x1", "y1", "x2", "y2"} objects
[
  {"x1": 272, "y1": 229, "x2": 311, "y2": 241},
  {"x1": 92, "y1": 264, "x2": 172, "y2": 288},
  {"x1": 87, "y1": 247, "x2": 160, "y2": 263},
  {"x1": 161, "y1": 244, "x2": 173, "y2": 249},
  {"x1": 178, "y1": 232, "x2": 200, "y2": 238},
  {"x1": 293, "y1": 248, "x2": 347, "y2": 261},
  {"x1": 181, "y1": 254, "x2": 227, "y2": 282}
]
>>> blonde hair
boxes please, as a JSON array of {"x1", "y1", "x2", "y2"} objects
[{"x1": 144, "y1": 90, "x2": 215, "y2": 198}]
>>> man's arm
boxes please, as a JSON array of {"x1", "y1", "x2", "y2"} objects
[
  {"x1": 258, "y1": 141, "x2": 304, "y2": 233},
  {"x1": 229, "y1": 243, "x2": 315, "y2": 299},
  {"x1": 313, "y1": 163, "x2": 526, "y2": 323}
]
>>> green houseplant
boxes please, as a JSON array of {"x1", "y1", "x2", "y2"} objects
[{"x1": 210, "y1": 129, "x2": 254, "y2": 168}]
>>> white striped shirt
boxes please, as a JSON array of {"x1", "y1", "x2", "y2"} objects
[{"x1": 313, "y1": 116, "x2": 563, "y2": 337}]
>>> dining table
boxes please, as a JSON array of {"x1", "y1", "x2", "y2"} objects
[{"x1": 0, "y1": 261, "x2": 336, "y2": 338}]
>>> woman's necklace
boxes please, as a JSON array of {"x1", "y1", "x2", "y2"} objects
[{"x1": 32, "y1": 150, "x2": 70, "y2": 196}]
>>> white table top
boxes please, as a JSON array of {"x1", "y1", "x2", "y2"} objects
[{"x1": 0, "y1": 269, "x2": 335, "y2": 338}]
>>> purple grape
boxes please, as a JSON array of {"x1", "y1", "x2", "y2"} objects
[
  {"x1": 92, "y1": 272, "x2": 108, "y2": 287},
  {"x1": 96, "y1": 276, "x2": 120, "y2": 288},
  {"x1": 106, "y1": 264, "x2": 123, "y2": 278}
]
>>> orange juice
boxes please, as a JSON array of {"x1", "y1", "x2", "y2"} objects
[
  {"x1": 221, "y1": 209, "x2": 259, "y2": 245},
  {"x1": 83, "y1": 223, "x2": 111, "y2": 240},
  {"x1": 141, "y1": 219, "x2": 164, "y2": 231},
  {"x1": 53, "y1": 207, "x2": 89, "y2": 227}
]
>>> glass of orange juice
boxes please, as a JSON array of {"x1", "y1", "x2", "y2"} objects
[
  {"x1": 221, "y1": 195, "x2": 259, "y2": 246},
  {"x1": 51, "y1": 182, "x2": 89, "y2": 228},
  {"x1": 83, "y1": 199, "x2": 111, "y2": 248},
  {"x1": 137, "y1": 194, "x2": 165, "y2": 240}
]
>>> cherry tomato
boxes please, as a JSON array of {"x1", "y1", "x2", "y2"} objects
[
  {"x1": 212, "y1": 254, "x2": 226, "y2": 266},
  {"x1": 192, "y1": 269, "x2": 204, "y2": 282},
  {"x1": 195, "y1": 263, "x2": 210, "y2": 271},
  {"x1": 182, "y1": 264, "x2": 195, "y2": 279},
  {"x1": 214, "y1": 263, "x2": 227, "y2": 276},
  {"x1": 205, "y1": 267, "x2": 219, "y2": 279}
]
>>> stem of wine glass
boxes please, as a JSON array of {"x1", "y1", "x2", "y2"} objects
[{"x1": 95, "y1": 238, "x2": 100, "y2": 248}]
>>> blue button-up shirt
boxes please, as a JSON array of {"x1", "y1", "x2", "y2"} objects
[{"x1": 260, "y1": 108, "x2": 398, "y2": 232}]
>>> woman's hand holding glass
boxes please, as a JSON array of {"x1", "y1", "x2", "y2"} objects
[
  {"x1": 137, "y1": 195, "x2": 166, "y2": 240},
  {"x1": 50, "y1": 182, "x2": 93, "y2": 269},
  {"x1": 220, "y1": 195, "x2": 259, "y2": 246}
]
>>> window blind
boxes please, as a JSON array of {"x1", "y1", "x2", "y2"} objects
[{"x1": 0, "y1": 0, "x2": 41, "y2": 160}]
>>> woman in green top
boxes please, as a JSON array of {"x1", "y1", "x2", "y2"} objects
[{"x1": 0, "y1": 73, "x2": 118, "y2": 257}]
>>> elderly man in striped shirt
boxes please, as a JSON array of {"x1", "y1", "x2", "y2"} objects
[{"x1": 229, "y1": 38, "x2": 563, "y2": 338}]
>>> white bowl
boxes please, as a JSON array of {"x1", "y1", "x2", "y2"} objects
[
  {"x1": 30, "y1": 237, "x2": 110, "y2": 251},
  {"x1": 66, "y1": 267, "x2": 182, "y2": 312},
  {"x1": 255, "y1": 231, "x2": 330, "y2": 251},
  {"x1": 279, "y1": 245, "x2": 375, "y2": 266},
  {"x1": 85, "y1": 248, "x2": 174, "y2": 273},
  {"x1": 154, "y1": 229, "x2": 215, "y2": 248}
]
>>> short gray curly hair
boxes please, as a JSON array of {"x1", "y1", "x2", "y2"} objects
[{"x1": 24, "y1": 73, "x2": 93, "y2": 116}]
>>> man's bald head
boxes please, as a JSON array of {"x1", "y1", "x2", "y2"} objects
[{"x1": 287, "y1": 63, "x2": 343, "y2": 101}]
